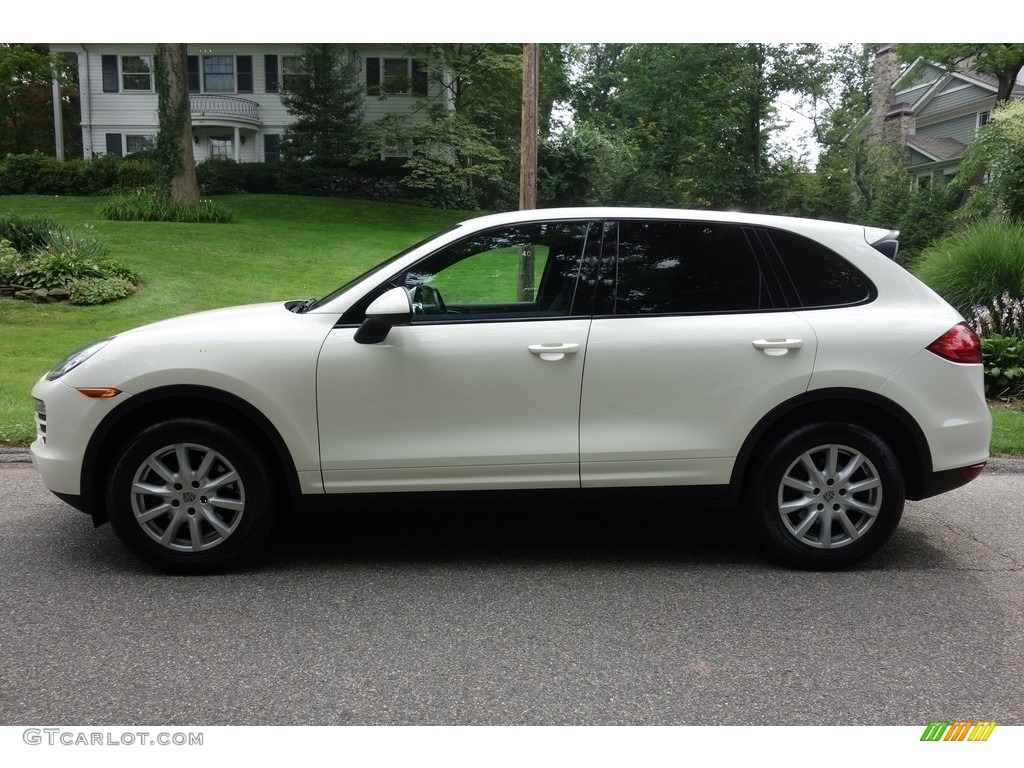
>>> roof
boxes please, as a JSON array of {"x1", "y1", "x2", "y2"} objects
[{"x1": 906, "y1": 135, "x2": 967, "y2": 162}]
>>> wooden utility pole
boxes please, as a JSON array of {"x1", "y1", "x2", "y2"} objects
[
  {"x1": 517, "y1": 43, "x2": 539, "y2": 301},
  {"x1": 519, "y1": 43, "x2": 539, "y2": 210}
]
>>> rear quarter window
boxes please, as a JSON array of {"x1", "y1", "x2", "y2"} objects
[{"x1": 765, "y1": 228, "x2": 875, "y2": 308}]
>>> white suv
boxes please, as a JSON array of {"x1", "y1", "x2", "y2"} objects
[{"x1": 30, "y1": 208, "x2": 991, "y2": 573}]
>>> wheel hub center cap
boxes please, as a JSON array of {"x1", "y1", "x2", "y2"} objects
[
  {"x1": 181, "y1": 491, "x2": 197, "y2": 503},
  {"x1": 823, "y1": 489, "x2": 837, "y2": 502}
]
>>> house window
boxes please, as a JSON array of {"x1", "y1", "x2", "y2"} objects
[
  {"x1": 125, "y1": 135, "x2": 155, "y2": 154},
  {"x1": 209, "y1": 136, "x2": 233, "y2": 159},
  {"x1": 105, "y1": 133, "x2": 123, "y2": 157},
  {"x1": 978, "y1": 110, "x2": 992, "y2": 129},
  {"x1": 264, "y1": 134, "x2": 280, "y2": 163},
  {"x1": 281, "y1": 56, "x2": 307, "y2": 91},
  {"x1": 121, "y1": 55, "x2": 153, "y2": 91},
  {"x1": 380, "y1": 139, "x2": 412, "y2": 160},
  {"x1": 203, "y1": 56, "x2": 235, "y2": 93},
  {"x1": 366, "y1": 57, "x2": 428, "y2": 96}
]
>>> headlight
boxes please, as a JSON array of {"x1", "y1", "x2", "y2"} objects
[{"x1": 46, "y1": 339, "x2": 112, "y2": 381}]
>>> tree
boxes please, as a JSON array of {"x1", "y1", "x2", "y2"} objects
[
  {"x1": 897, "y1": 44, "x2": 1024, "y2": 105},
  {"x1": 0, "y1": 44, "x2": 74, "y2": 156},
  {"x1": 280, "y1": 44, "x2": 366, "y2": 194},
  {"x1": 561, "y1": 43, "x2": 834, "y2": 211},
  {"x1": 951, "y1": 99, "x2": 1024, "y2": 221},
  {"x1": 154, "y1": 44, "x2": 199, "y2": 203}
]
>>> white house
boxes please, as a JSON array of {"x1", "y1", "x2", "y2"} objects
[
  {"x1": 869, "y1": 45, "x2": 1024, "y2": 188},
  {"x1": 49, "y1": 43, "x2": 446, "y2": 163}
]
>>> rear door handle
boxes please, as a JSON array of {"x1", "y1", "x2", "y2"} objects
[
  {"x1": 528, "y1": 343, "x2": 580, "y2": 361},
  {"x1": 752, "y1": 338, "x2": 803, "y2": 356}
]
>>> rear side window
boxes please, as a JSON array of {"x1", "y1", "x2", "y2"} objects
[
  {"x1": 765, "y1": 229, "x2": 874, "y2": 308},
  {"x1": 610, "y1": 220, "x2": 771, "y2": 314}
]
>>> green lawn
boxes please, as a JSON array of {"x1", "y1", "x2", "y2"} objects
[
  {"x1": 0, "y1": 194, "x2": 472, "y2": 444},
  {"x1": 1, "y1": 194, "x2": 1021, "y2": 458}
]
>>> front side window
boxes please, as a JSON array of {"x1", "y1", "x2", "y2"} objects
[
  {"x1": 609, "y1": 220, "x2": 769, "y2": 315},
  {"x1": 121, "y1": 55, "x2": 153, "y2": 91},
  {"x1": 203, "y1": 55, "x2": 235, "y2": 93},
  {"x1": 397, "y1": 221, "x2": 595, "y2": 321}
]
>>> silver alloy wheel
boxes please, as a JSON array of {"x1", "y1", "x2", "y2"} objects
[
  {"x1": 129, "y1": 442, "x2": 246, "y2": 552},
  {"x1": 777, "y1": 443, "x2": 882, "y2": 550}
]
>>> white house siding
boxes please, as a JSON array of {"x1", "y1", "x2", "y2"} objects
[{"x1": 51, "y1": 43, "x2": 445, "y2": 163}]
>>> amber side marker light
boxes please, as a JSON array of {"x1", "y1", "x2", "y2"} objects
[{"x1": 76, "y1": 388, "x2": 122, "y2": 399}]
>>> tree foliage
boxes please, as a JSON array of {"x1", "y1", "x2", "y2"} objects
[
  {"x1": 557, "y1": 43, "x2": 834, "y2": 211},
  {"x1": 0, "y1": 44, "x2": 77, "y2": 157},
  {"x1": 951, "y1": 99, "x2": 1024, "y2": 221},
  {"x1": 897, "y1": 44, "x2": 1024, "y2": 104},
  {"x1": 280, "y1": 44, "x2": 365, "y2": 194}
]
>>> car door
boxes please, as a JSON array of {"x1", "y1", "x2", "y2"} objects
[
  {"x1": 579, "y1": 219, "x2": 818, "y2": 489},
  {"x1": 316, "y1": 220, "x2": 601, "y2": 493}
]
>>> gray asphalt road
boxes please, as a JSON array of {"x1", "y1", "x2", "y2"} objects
[{"x1": 1, "y1": 452, "x2": 1021, "y2": 726}]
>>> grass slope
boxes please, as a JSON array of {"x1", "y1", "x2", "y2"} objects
[{"x1": 0, "y1": 194, "x2": 471, "y2": 444}]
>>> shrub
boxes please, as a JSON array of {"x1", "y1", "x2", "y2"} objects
[
  {"x1": 67, "y1": 276, "x2": 138, "y2": 305},
  {"x1": 0, "y1": 218, "x2": 140, "y2": 304},
  {"x1": 196, "y1": 158, "x2": 245, "y2": 194},
  {"x1": 914, "y1": 219, "x2": 1024, "y2": 317},
  {"x1": 98, "y1": 189, "x2": 234, "y2": 223},
  {"x1": 979, "y1": 335, "x2": 1024, "y2": 400},
  {"x1": 0, "y1": 214, "x2": 59, "y2": 253},
  {"x1": 969, "y1": 292, "x2": 1024, "y2": 338},
  {"x1": 115, "y1": 158, "x2": 160, "y2": 191}
]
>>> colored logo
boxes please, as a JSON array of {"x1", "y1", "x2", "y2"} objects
[{"x1": 921, "y1": 721, "x2": 997, "y2": 741}]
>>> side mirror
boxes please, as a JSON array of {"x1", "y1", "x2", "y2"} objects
[{"x1": 354, "y1": 286, "x2": 412, "y2": 345}]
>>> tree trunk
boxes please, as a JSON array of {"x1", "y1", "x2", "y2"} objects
[{"x1": 155, "y1": 44, "x2": 199, "y2": 203}]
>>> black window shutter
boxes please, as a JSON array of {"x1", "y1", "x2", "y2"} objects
[
  {"x1": 366, "y1": 57, "x2": 380, "y2": 92},
  {"x1": 102, "y1": 55, "x2": 119, "y2": 92},
  {"x1": 412, "y1": 59, "x2": 428, "y2": 96},
  {"x1": 105, "y1": 133, "x2": 123, "y2": 157},
  {"x1": 264, "y1": 55, "x2": 278, "y2": 92},
  {"x1": 237, "y1": 55, "x2": 253, "y2": 93},
  {"x1": 187, "y1": 55, "x2": 200, "y2": 93}
]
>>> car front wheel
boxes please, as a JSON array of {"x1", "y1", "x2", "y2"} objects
[
  {"x1": 106, "y1": 419, "x2": 279, "y2": 574},
  {"x1": 744, "y1": 421, "x2": 905, "y2": 569}
]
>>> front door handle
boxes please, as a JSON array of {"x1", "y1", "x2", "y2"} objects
[
  {"x1": 528, "y1": 343, "x2": 580, "y2": 361},
  {"x1": 752, "y1": 338, "x2": 803, "y2": 357}
]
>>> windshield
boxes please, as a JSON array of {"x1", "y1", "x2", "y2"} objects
[{"x1": 303, "y1": 225, "x2": 463, "y2": 312}]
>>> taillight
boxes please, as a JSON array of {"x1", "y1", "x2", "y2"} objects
[{"x1": 926, "y1": 322, "x2": 982, "y2": 364}]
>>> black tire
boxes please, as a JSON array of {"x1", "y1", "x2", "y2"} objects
[
  {"x1": 743, "y1": 421, "x2": 905, "y2": 569},
  {"x1": 106, "y1": 418, "x2": 280, "y2": 574}
]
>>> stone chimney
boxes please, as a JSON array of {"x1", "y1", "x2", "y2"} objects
[{"x1": 870, "y1": 44, "x2": 915, "y2": 148}]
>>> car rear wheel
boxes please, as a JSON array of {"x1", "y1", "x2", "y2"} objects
[
  {"x1": 744, "y1": 421, "x2": 905, "y2": 569},
  {"x1": 106, "y1": 419, "x2": 279, "y2": 574}
]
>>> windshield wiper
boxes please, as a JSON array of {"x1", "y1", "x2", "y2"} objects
[{"x1": 289, "y1": 297, "x2": 318, "y2": 314}]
